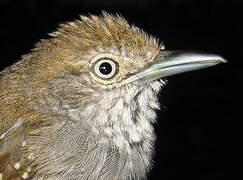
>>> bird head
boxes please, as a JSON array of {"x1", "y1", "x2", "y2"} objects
[{"x1": 17, "y1": 12, "x2": 225, "y2": 110}]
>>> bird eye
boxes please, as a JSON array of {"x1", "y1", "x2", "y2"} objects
[{"x1": 94, "y1": 59, "x2": 117, "y2": 79}]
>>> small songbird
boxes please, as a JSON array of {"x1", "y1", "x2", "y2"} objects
[{"x1": 0, "y1": 12, "x2": 226, "y2": 180}]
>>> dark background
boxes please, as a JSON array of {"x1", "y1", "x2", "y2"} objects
[{"x1": 0, "y1": 0, "x2": 239, "y2": 179}]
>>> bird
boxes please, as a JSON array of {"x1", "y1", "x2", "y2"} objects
[{"x1": 0, "y1": 12, "x2": 226, "y2": 180}]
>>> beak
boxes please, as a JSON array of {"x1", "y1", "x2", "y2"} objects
[{"x1": 124, "y1": 50, "x2": 227, "y2": 85}]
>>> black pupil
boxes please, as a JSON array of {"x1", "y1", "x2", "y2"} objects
[{"x1": 99, "y1": 62, "x2": 112, "y2": 75}]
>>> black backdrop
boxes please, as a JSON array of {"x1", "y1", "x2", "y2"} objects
[{"x1": 0, "y1": 0, "x2": 239, "y2": 179}]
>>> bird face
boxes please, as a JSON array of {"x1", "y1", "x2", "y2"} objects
[
  {"x1": 34, "y1": 13, "x2": 225, "y2": 90},
  {"x1": 29, "y1": 12, "x2": 225, "y2": 108},
  {"x1": 0, "y1": 12, "x2": 226, "y2": 180}
]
